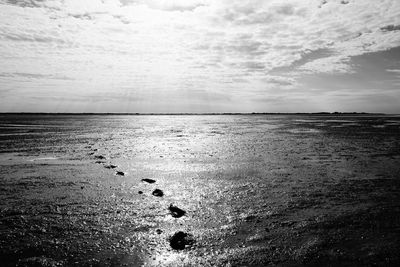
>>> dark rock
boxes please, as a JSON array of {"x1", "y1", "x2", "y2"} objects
[
  {"x1": 152, "y1": 189, "x2": 164, "y2": 197},
  {"x1": 168, "y1": 204, "x2": 186, "y2": 218},
  {"x1": 138, "y1": 191, "x2": 143, "y2": 194},
  {"x1": 116, "y1": 171, "x2": 125, "y2": 176},
  {"x1": 156, "y1": 229, "x2": 163, "y2": 234},
  {"x1": 169, "y1": 231, "x2": 195, "y2": 250},
  {"x1": 141, "y1": 178, "x2": 156, "y2": 184}
]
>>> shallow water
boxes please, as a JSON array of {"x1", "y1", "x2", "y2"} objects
[{"x1": 0, "y1": 114, "x2": 399, "y2": 266}]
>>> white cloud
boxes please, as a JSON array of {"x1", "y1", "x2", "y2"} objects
[
  {"x1": 387, "y1": 69, "x2": 400, "y2": 74},
  {"x1": 124, "y1": 0, "x2": 208, "y2": 11},
  {"x1": 299, "y1": 55, "x2": 353, "y2": 74}
]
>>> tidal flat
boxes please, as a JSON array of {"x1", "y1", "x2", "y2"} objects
[{"x1": 0, "y1": 114, "x2": 399, "y2": 266}]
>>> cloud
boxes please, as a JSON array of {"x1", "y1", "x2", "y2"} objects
[
  {"x1": 2, "y1": 0, "x2": 399, "y2": 75},
  {"x1": 134, "y1": 0, "x2": 207, "y2": 12},
  {"x1": 2, "y1": 0, "x2": 62, "y2": 11},
  {"x1": 241, "y1": 61, "x2": 266, "y2": 72},
  {"x1": 299, "y1": 55, "x2": 353, "y2": 74},
  {"x1": 1, "y1": 32, "x2": 69, "y2": 44},
  {"x1": 261, "y1": 76, "x2": 296, "y2": 87},
  {"x1": 4, "y1": 0, "x2": 45, "y2": 8},
  {"x1": 0, "y1": 0, "x2": 400, "y2": 112},
  {"x1": 381, "y1": 25, "x2": 400, "y2": 32},
  {"x1": 0, "y1": 72, "x2": 73, "y2": 80},
  {"x1": 387, "y1": 69, "x2": 400, "y2": 74},
  {"x1": 198, "y1": 0, "x2": 400, "y2": 74}
]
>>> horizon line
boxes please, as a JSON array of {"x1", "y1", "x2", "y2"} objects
[{"x1": 0, "y1": 112, "x2": 392, "y2": 116}]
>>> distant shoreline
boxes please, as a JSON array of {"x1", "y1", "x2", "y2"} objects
[{"x1": 0, "y1": 112, "x2": 391, "y2": 116}]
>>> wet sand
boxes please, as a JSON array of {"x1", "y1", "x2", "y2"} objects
[{"x1": 0, "y1": 114, "x2": 399, "y2": 266}]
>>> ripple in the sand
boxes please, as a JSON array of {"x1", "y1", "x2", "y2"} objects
[
  {"x1": 28, "y1": 157, "x2": 57, "y2": 162},
  {"x1": 287, "y1": 128, "x2": 321, "y2": 134},
  {"x1": 169, "y1": 231, "x2": 195, "y2": 250},
  {"x1": 152, "y1": 189, "x2": 164, "y2": 197},
  {"x1": 168, "y1": 204, "x2": 186, "y2": 218},
  {"x1": 141, "y1": 178, "x2": 156, "y2": 184},
  {"x1": 94, "y1": 155, "x2": 106, "y2": 160}
]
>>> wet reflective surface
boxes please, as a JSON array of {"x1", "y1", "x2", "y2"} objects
[{"x1": 1, "y1": 114, "x2": 400, "y2": 266}]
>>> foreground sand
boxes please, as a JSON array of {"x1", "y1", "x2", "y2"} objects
[{"x1": 0, "y1": 114, "x2": 399, "y2": 266}]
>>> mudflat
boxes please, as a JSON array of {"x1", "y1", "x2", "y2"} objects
[{"x1": 0, "y1": 114, "x2": 399, "y2": 266}]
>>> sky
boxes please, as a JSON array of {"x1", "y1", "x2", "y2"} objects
[{"x1": 0, "y1": 0, "x2": 399, "y2": 113}]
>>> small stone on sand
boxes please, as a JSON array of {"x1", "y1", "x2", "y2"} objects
[
  {"x1": 152, "y1": 189, "x2": 164, "y2": 197},
  {"x1": 141, "y1": 178, "x2": 156, "y2": 184},
  {"x1": 169, "y1": 231, "x2": 195, "y2": 250},
  {"x1": 168, "y1": 204, "x2": 186, "y2": 218},
  {"x1": 104, "y1": 164, "x2": 117, "y2": 169}
]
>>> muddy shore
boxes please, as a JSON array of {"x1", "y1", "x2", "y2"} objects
[{"x1": 0, "y1": 114, "x2": 399, "y2": 266}]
